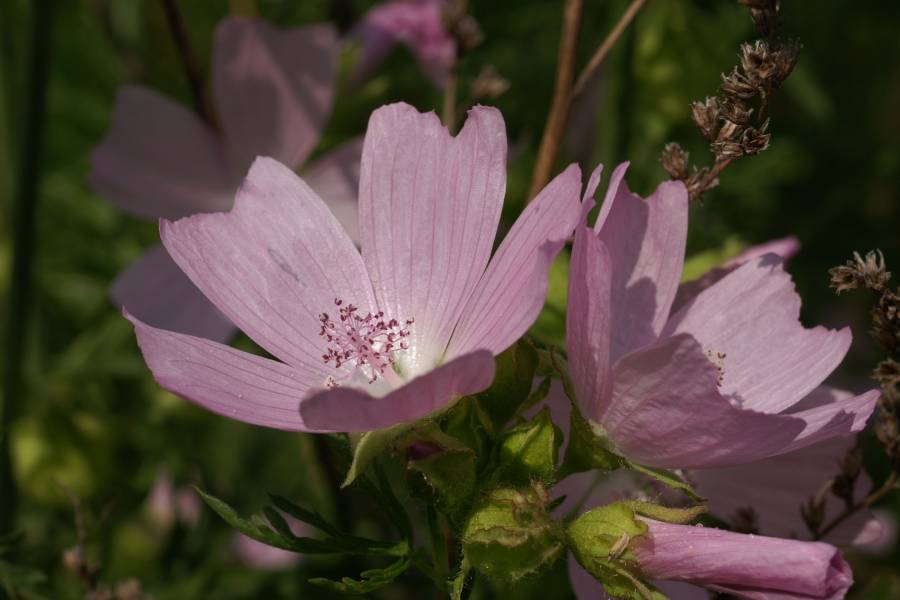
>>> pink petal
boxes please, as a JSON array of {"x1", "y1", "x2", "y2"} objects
[
  {"x1": 111, "y1": 245, "x2": 234, "y2": 342},
  {"x1": 161, "y1": 157, "x2": 375, "y2": 375},
  {"x1": 594, "y1": 167, "x2": 689, "y2": 362},
  {"x1": 692, "y1": 428, "x2": 883, "y2": 547},
  {"x1": 446, "y1": 164, "x2": 582, "y2": 359},
  {"x1": 781, "y1": 388, "x2": 879, "y2": 452},
  {"x1": 565, "y1": 225, "x2": 613, "y2": 421},
  {"x1": 89, "y1": 86, "x2": 235, "y2": 220},
  {"x1": 634, "y1": 520, "x2": 853, "y2": 599},
  {"x1": 299, "y1": 350, "x2": 495, "y2": 432},
  {"x1": 127, "y1": 312, "x2": 324, "y2": 431},
  {"x1": 358, "y1": 103, "x2": 506, "y2": 375},
  {"x1": 213, "y1": 18, "x2": 338, "y2": 172},
  {"x1": 351, "y1": 0, "x2": 456, "y2": 87},
  {"x1": 662, "y1": 255, "x2": 851, "y2": 414},
  {"x1": 673, "y1": 235, "x2": 800, "y2": 313},
  {"x1": 301, "y1": 138, "x2": 364, "y2": 243},
  {"x1": 604, "y1": 333, "x2": 805, "y2": 468}
]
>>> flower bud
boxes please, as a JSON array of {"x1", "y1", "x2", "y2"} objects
[{"x1": 462, "y1": 485, "x2": 564, "y2": 582}]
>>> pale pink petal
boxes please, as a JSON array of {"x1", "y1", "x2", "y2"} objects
[
  {"x1": 89, "y1": 86, "x2": 235, "y2": 220},
  {"x1": 111, "y1": 245, "x2": 234, "y2": 342},
  {"x1": 358, "y1": 103, "x2": 506, "y2": 375},
  {"x1": 161, "y1": 157, "x2": 375, "y2": 376},
  {"x1": 603, "y1": 333, "x2": 805, "y2": 468},
  {"x1": 351, "y1": 0, "x2": 456, "y2": 87},
  {"x1": 673, "y1": 236, "x2": 800, "y2": 313},
  {"x1": 213, "y1": 18, "x2": 338, "y2": 172},
  {"x1": 594, "y1": 170, "x2": 689, "y2": 362},
  {"x1": 781, "y1": 389, "x2": 879, "y2": 452},
  {"x1": 299, "y1": 350, "x2": 494, "y2": 432},
  {"x1": 127, "y1": 312, "x2": 325, "y2": 431},
  {"x1": 662, "y1": 255, "x2": 852, "y2": 414},
  {"x1": 446, "y1": 164, "x2": 582, "y2": 359},
  {"x1": 564, "y1": 225, "x2": 613, "y2": 420},
  {"x1": 635, "y1": 520, "x2": 853, "y2": 599},
  {"x1": 692, "y1": 429, "x2": 882, "y2": 547},
  {"x1": 301, "y1": 138, "x2": 364, "y2": 243}
]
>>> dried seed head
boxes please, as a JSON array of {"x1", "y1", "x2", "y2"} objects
[
  {"x1": 720, "y1": 99, "x2": 754, "y2": 125},
  {"x1": 740, "y1": 120, "x2": 771, "y2": 155},
  {"x1": 731, "y1": 506, "x2": 760, "y2": 534},
  {"x1": 721, "y1": 67, "x2": 759, "y2": 100},
  {"x1": 829, "y1": 250, "x2": 891, "y2": 294},
  {"x1": 831, "y1": 447, "x2": 862, "y2": 507},
  {"x1": 660, "y1": 142, "x2": 690, "y2": 180},
  {"x1": 691, "y1": 97, "x2": 721, "y2": 140},
  {"x1": 738, "y1": 0, "x2": 782, "y2": 37},
  {"x1": 801, "y1": 494, "x2": 827, "y2": 536},
  {"x1": 711, "y1": 139, "x2": 745, "y2": 161},
  {"x1": 470, "y1": 65, "x2": 510, "y2": 101}
]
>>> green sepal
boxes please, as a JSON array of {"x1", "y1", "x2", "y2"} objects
[
  {"x1": 342, "y1": 421, "x2": 413, "y2": 487},
  {"x1": 494, "y1": 407, "x2": 561, "y2": 485},
  {"x1": 475, "y1": 339, "x2": 540, "y2": 429},
  {"x1": 624, "y1": 461, "x2": 704, "y2": 503},
  {"x1": 309, "y1": 555, "x2": 411, "y2": 595},
  {"x1": 448, "y1": 557, "x2": 473, "y2": 600},
  {"x1": 408, "y1": 447, "x2": 477, "y2": 518},
  {"x1": 462, "y1": 486, "x2": 565, "y2": 583},
  {"x1": 558, "y1": 397, "x2": 625, "y2": 478},
  {"x1": 566, "y1": 502, "x2": 664, "y2": 600},
  {"x1": 623, "y1": 500, "x2": 708, "y2": 524},
  {"x1": 442, "y1": 396, "x2": 496, "y2": 459}
]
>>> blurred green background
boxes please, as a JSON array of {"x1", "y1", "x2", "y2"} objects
[{"x1": 1, "y1": 0, "x2": 898, "y2": 598}]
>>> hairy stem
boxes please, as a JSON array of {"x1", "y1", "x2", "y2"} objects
[{"x1": 0, "y1": 0, "x2": 53, "y2": 536}]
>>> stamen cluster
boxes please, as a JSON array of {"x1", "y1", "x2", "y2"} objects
[{"x1": 319, "y1": 298, "x2": 413, "y2": 384}]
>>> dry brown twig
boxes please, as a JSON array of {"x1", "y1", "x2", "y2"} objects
[{"x1": 660, "y1": 0, "x2": 800, "y2": 202}]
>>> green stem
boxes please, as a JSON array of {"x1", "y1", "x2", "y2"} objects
[{"x1": 0, "y1": 0, "x2": 54, "y2": 537}]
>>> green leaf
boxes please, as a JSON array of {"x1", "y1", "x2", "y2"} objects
[
  {"x1": 623, "y1": 500, "x2": 707, "y2": 524},
  {"x1": 475, "y1": 339, "x2": 539, "y2": 428},
  {"x1": 409, "y1": 447, "x2": 477, "y2": 518},
  {"x1": 462, "y1": 486, "x2": 565, "y2": 583},
  {"x1": 442, "y1": 395, "x2": 496, "y2": 458},
  {"x1": 558, "y1": 397, "x2": 625, "y2": 478},
  {"x1": 343, "y1": 421, "x2": 412, "y2": 487},
  {"x1": 268, "y1": 494, "x2": 343, "y2": 537},
  {"x1": 310, "y1": 556, "x2": 411, "y2": 595},
  {"x1": 494, "y1": 407, "x2": 561, "y2": 485},
  {"x1": 624, "y1": 461, "x2": 703, "y2": 503},
  {"x1": 529, "y1": 251, "x2": 570, "y2": 347}
]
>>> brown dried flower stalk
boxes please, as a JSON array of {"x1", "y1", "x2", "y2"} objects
[{"x1": 660, "y1": 0, "x2": 800, "y2": 201}]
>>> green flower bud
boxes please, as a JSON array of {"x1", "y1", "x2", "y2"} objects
[{"x1": 462, "y1": 485, "x2": 564, "y2": 582}]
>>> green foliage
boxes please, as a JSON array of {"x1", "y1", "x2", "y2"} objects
[
  {"x1": 475, "y1": 339, "x2": 540, "y2": 429},
  {"x1": 342, "y1": 422, "x2": 413, "y2": 487},
  {"x1": 494, "y1": 407, "x2": 561, "y2": 485},
  {"x1": 309, "y1": 556, "x2": 411, "y2": 595},
  {"x1": 462, "y1": 486, "x2": 565, "y2": 583}
]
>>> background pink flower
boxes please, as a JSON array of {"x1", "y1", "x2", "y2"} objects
[{"x1": 90, "y1": 17, "x2": 361, "y2": 342}]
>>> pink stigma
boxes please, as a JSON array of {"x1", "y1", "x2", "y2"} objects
[{"x1": 319, "y1": 298, "x2": 413, "y2": 384}]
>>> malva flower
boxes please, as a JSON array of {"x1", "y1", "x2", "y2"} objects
[
  {"x1": 351, "y1": 0, "x2": 457, "y2": 87},
  {"x1": 91, "y1": 17, "x2": 361, "y2": 342},
  {"x1": 126, "y1": 102, "x2": 583, "y2": 433},
  {"x1": 566, "y1": 163, "x2": 880, "y2": 469},
  {"x1": 571, "y1": 519, "x2": 853, "y2": 600}
]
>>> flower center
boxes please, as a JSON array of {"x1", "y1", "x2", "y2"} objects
[
  {"x1": 319, "y1": 298, "x2": 414, "y2": 385},
  {"x1": 705, "y1": 349, "x2": 727, "y2": 387}
]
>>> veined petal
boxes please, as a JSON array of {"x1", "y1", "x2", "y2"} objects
[
  {"x1": 780, "y1": 388, "x2": 879, "y2": 452},
  {"x1": 692, "y1": 428, "x2": 883, "y2": 547},
  {"x1": 161, "y1": 157, "x2": 375, "y2": 376},
  {"x1": 89, "y1": 86, "x2": 235, "y2": 220},
  {"x1": 446, "y1": 164, "x2": 582, "y2": 359},
  {"x1": 127, "y1": 312, "x2": 325, "y2": 431},
  {"x1": 359, "y1": 103, "x2": 506, "y2": 375},
  {"x1": 564, "y1": 225, "x2": 613, "y2": 421},
  {"x1": 301, "y1": 138, "x2": 364, "y2": 243},
  {"x1": 213, "y1": 18, "x2": 338, "y2": 172},
  {"x1": 673, "y1": 236, "x2": 800, "y2": 313},
  {"x1": 662, "y1": 255, "x2": 851, "y2": 414},
  {"x1": 111, "y1": 244, "x2": 234, "y2": 342},
  {"x1": 604, "y1": 334, "x2": 805, "y2": 468},
  {"x1": 299, "y1": 350, "x2": 495, "y2": 432},
  {"x1": 594, "y1": 168, "x2": 689, "y2": 362},
  {"x1": 634, "y1": 520, "x2": 853, "y2": 599}
]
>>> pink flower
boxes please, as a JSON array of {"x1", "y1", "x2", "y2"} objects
[
  {"x1": 626, "y1": 520, "x2": 853, "y2": 599},
  {"x1": 91, "y1": 17, "x2": 362, "y2": 342},
  {"x1": 146, "y1": 470, "x2": 201, "y2": 529},
  {"x1": 351, "y1": 0, "x2": 457, "y2": 86},
  {"x1": 126, "y1": 102, "x2": 583, "y2": 433},
  {"x1": 566, "y1": 163, "x2": 879, "y2": 469}
]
